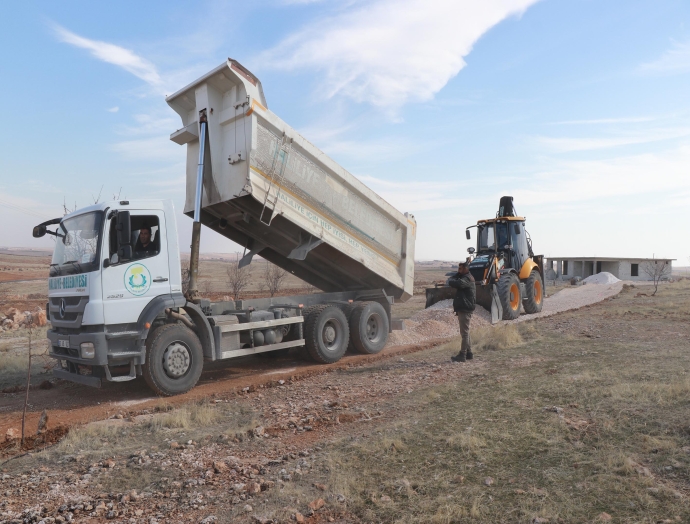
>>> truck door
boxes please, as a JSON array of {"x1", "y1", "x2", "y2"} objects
[{"x1": 102, "y1": 210, "x2": 172, "y2": 325}]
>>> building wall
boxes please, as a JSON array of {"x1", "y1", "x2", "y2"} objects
[{"x1": 550, "y1": 259, "x2": 673, "y2": 281}]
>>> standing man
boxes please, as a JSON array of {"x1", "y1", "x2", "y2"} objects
[{"x1": 448, "y1": 261, "x2": 476, "y2": 362}]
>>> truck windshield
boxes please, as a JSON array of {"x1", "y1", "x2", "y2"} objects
[{"x1": 50, "y1": 211, "x2": 103, "y2": 277}]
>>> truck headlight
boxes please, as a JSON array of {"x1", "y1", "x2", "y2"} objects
[{"x1": 80, "y1": 342, "x2": 95, "y2": 359}]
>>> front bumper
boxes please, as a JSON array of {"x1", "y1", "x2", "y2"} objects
[{"x1": 48, "y1": 327, "x2": 144, "y2": 387}]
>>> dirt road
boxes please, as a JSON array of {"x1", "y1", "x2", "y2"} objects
[{"x1": 0, "y1": 281, "x2": 628, "y2": 447}]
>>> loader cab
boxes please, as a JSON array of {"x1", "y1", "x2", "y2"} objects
[{"x1": 475, "y1": 218, "x2": 529, "y2": 271}]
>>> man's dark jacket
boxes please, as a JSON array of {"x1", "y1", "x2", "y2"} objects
[{"x1": 448, "y1": 272, "x2": 476, "y2": 312}]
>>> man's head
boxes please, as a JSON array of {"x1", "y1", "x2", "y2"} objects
[
  {"x1": 139, "y1": 226, "x2": 151, "y2": 246},
  {"x1": 458, "y1": 262, "x2": 469, "y2": 275}
]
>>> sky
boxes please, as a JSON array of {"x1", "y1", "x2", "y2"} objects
[{"x1": 0, "y1": 0, "x2": 689, "y2": 264}]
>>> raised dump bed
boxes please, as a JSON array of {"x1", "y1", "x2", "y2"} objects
[{"x1": 166, "y1": 59, "x2": 416, "y2": 301}]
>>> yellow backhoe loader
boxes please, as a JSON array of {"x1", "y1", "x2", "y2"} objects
[{"x1": 425, "y1": 196, "x2": 544, "y2": 324}]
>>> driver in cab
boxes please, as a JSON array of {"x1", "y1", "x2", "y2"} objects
[{"x1": 134, "y1": 225, "x2": 156, "y2": 259}]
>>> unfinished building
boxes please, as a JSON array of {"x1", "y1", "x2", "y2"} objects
[{"x1": 545, "y1": 257, "x2": 674, "y2": 281}]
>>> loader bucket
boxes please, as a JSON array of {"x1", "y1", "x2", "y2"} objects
[{"x1": 425, "y1": 286, "x2": 456, "y2": 309}]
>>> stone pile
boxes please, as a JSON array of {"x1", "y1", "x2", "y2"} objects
[{"x1": 0, "y1": 307, "x2": 47, "y2": 332}]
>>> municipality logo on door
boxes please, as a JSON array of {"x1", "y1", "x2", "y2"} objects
[{"x1": 124, "y1": 263, "x2": 151, "y2": 296}]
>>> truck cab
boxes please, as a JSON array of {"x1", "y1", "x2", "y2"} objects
[{"x1": 39, "y1": 200, "x2": 185, "y2": 388}]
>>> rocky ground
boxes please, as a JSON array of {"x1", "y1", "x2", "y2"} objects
[{"x1": 1, "y1": 280, "x2": 687, "y2": 523}]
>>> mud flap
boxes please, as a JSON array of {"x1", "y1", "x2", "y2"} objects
[{"x1": 490, "y1": 284, "x2": 503, "y2": 325}]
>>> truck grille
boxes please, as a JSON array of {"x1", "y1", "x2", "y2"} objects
[{"x1": 49, "y1": 296, "x2": 89, "y2": 329}]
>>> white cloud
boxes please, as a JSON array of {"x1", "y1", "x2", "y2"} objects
[
  {"x1": 552, "y1": 116, "x2": 656, "y2": 125},
  {"x1": 107, "y1": 106, "x2": 120, "y2": 113},
  {"x1": 534, "y1": 127, "x2": 690, "y2": 152},
  {"x1": 53, "y1": 24, "x2": 162, "y2": 87},
  {"x1": 515, "y1": 141, "x2": 690, "y2": 206},
  {"x1": 259, "y1": 0, "x2": 540, "y2": 110},
  {"x1": 640, "y1": 40, "x2": 690, "y2": 74},
  {"x1": 111, "y1": 136, "x2": 184, "y2": 161}
]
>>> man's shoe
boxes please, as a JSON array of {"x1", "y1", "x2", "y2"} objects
[
  {"x1": 451, "y1": 354, "x2": 466, "y2": 363},
  {"x1": 466, "y1": 351, "x2": 473, "y2": 360}
]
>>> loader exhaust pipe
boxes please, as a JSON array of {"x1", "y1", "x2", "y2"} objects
[{"x1": 186, "y1": 109, "x2": 208, "y2": 303}]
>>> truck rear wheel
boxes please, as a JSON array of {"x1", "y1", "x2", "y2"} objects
[
  {"x1": 349, "y1": 301, "x2": 389, "y2": 354},
  {"x1": 143, "y1": 323, "x2": 203, "y2": 396},
  {"x1": 523, "y1": 269, "x2": 544, "y2": 314},
  {"x1": 304, "y1": 305, "x2": 349, "y2": 364},
  {"x1": 498, "y1": 272, "x2": 521, "y2": 320}
]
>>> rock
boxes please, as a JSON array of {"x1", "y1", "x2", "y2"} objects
[
  {"x1": 294, "y1": 513, "x2": 305, "y2": 523},
  {"x1": 199, "y1": 517, "x2": 217, "y2": 524},
  {"x1": 313, "y1": 482, "x2": 327, "y2": 491},
  {"x1": 484, "y1": 477, "x2": 494, "y2": 486},
  {"x1": 308, "y1": 498, "x2": 325, "y2": 510},
  {"x1": 597, "y1": 513, "x2": 612, "y2": 521},
  {"x1": 129, "y1": 490, "x2": 139, "y2": 502},
  {"x1": 531, "y1": 519, "x2": 549, "y2": 524},
  {"x1": 169, "y1": 441, "x2": 179, "y2": 449},
  {"x1": 248, "y1": 482, "x2": 261, "y2": 494},
  {"x1": 380, "y1": 495, "x2": 391, "y2": 503},
  {"x1": 6, "y1": 308, "x2": 25, "y2": 324},
  {"x1": 213, "y1": 461, "x2": 228, "y2": 474},
  {"x1": 244, "y1": 504, "x2": 253, "y2": 513},
  {"x1": 37, "y1": 410, "x2": 49, "y2": 434},
  {"x1": 5, "y1": 427, "x2": 19, "y2": 441},
  {"x1": 253, "y1": 426, "x2": 265, "y2": 437},
  {"x1": 634, "y1": 464, "x2": 651, "y2": 477},
  {"x1": 451, "y1": 475, "x2": 464, "y2": 484},
  {"x1": 104, "y1": 459, "x2": 115, "y2": 468},
  {"x1": 34, "y1": 308, "x2": 47, "y2": 327}
]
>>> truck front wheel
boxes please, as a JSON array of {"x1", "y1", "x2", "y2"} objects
[
  {"x1": 143, "y1": 323, "x2": 203, "y2": 396},
  {"x1": 304, "y1": 305, "x2": 349, "y2": 364}
]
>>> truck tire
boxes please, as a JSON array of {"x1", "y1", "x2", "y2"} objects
[
  {"x1": 336, "y1": 303, "x2": 357, "y2": 352},
  {"x1": 349, "y1": 301, "x2": 389, "y2": 354},
  {"x1": 304, "y1": 305, "x2": 349, "y2": 364},
  {"x1": 523, "y1": 269, "x2": 544, "y2": 314},
  {"x1": 498, "y1": 272, "x2": 521, "y2": 320},
  {"x1": 143, "y1": 323, "x2": 204, "y2": 396}
]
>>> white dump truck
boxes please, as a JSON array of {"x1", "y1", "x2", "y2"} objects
[{"x1": 33, "y1": 59, "x2": 416, "y2": 396}]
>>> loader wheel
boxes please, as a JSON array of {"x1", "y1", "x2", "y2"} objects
[
  {"x1": 349, "y1": 301, "x2": 389, "y2": 354},
  {"x1": 143, "y1": 323, "x2": 203, "y2": 396},
  {"x1": 523, "y1": 269, "x2": 544, "y2": 314},
  {"x1": 304, "y1": 305, "x2": 350, "y2": 364},
  {"x1": 498, "y1": 272, "x2": 521, "y2": 320}
]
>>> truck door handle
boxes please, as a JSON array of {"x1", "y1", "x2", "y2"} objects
[{"x1": 153, "y1": 277, "x2": 169, "y2": 283}]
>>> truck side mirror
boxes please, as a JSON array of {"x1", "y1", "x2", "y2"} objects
[
  {"x1": 33, "y1": 225, "x2": 46, "y2": 238},
  {"x1": 465, "y1": 230, "x2": 471, "y2": 240},
  {"x1": 116, "y1": 211, "x2": 132, "y2": 261},
  {"x1": 514, "y1": 224, "x2": 520, "y2": 234}
]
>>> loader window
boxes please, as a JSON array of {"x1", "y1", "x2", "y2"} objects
[{"x1": 478, "y1": 225, "x2": 495, "y2": 252}]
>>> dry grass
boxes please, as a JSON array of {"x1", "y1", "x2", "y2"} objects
[
  {"x1": 147, "y1": 402, "x2": 221, "y2": 430},
  {"x1": 253, "y1": 280, "x2": 690, "y2": 523}
]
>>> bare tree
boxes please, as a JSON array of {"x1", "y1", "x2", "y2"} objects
[
  {"x1": 226, "y1": 253, "x2": 252, "y2": 300},
  {"x1": 641, "y1": 258, "x2": 671, "y2": 296},
  {"x1": 262, "y1": 260, "x2": 288, "y2": 297}
]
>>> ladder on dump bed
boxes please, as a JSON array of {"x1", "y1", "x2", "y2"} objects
[{"x1": 260, "y1": 133, "x2": 293, "y2": 226}]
